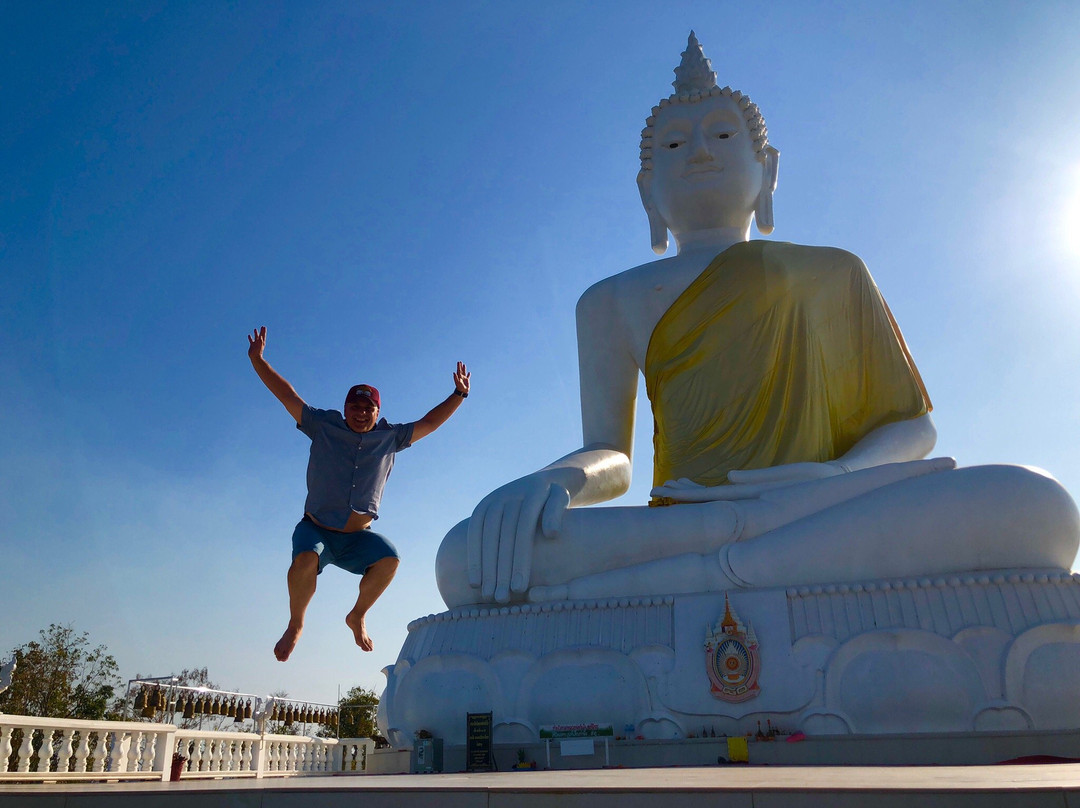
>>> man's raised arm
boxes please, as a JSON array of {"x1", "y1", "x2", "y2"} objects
[
  {"x1": 410, "y1": 361, "x2": 471, "y2": 442},
  {"x1": 247, "y1": 326, "x2": 305, "y2": 425}
]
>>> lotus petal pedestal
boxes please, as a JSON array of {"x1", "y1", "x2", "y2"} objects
[{"x1": 379, "y1": 570, "x2": 1080, "y2": 747}]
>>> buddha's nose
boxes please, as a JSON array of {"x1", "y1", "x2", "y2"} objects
[{"x1": 688, "y1": 126, "x2": 713, "y2": 163}]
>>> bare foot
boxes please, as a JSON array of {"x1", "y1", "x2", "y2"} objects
[
  {"x1": 345, "y1": 612, "x2": 373, "y2": 652},
  {"x1": 274, "y1": 625, "x2": 302, "y2": 661}
]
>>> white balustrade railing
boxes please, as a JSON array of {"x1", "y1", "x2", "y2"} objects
[
  {"x1": 0, "y1": 716, "x2": 175, "y2": 782},
  {"x1": 0, "y1": 714, "x2": 374, "y2": 783}
]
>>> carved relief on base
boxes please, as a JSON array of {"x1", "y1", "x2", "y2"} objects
[{"x1": 381, "y1": 572, "x2": 1080, "y2": 746}]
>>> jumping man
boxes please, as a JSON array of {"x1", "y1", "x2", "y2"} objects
[{"x1": 247, "y1": 326, "x2": 470, "y2": 660}]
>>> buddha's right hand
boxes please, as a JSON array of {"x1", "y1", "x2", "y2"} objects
[{"x1": 467, "y1": 475, "x2": 570, "y2": 603}]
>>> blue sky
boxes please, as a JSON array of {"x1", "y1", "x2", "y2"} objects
[{"x1": 2, "y1": 1, "x2": 1079, "y2": 707}]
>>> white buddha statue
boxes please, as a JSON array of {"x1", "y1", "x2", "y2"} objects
[{"x1": 436, "y1": 32, "x2": 1079, "y2": 608}]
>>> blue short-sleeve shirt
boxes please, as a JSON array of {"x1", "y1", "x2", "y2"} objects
[{"x1": 297, "y1": 404, "x2": 414, "y2": 529}]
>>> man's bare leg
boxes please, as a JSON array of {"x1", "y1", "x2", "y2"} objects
[
  {"x1": 276, "y1": 551, "x2": 319, "y2": 661},
  {"x1": 346, "y1": 556, "x2": 399, "y2": 652}
]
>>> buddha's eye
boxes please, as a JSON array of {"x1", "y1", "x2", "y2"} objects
[
  {"x1": 666, "y1": 141, "x2": 681, "y2": 149},
  {"x1": 716, "y1": 133, "x2": 730, "y2": 140}
]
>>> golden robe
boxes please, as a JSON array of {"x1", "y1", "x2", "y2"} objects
[{"x1": 646, "y1": 241, "x2": 930, "y2": 492}]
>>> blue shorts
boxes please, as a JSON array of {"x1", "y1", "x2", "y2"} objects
[{"x1": 291, "y1": 516, "x2": 399, "y2": 576}]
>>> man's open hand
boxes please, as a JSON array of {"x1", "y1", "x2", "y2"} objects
[
  {"x1": 248, "y1": 326, "x2": 267, "y2": 362},
  {"x1": 453, "y1": 361, "x2": 471, "y2": 395}
]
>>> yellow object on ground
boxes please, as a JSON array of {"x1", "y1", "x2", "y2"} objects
[{"x1": 727, "y1": 735, "x2": 749, "y2": 763}]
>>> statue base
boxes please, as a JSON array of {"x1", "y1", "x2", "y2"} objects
[{"x1": 379, "y1": 570, "x2": 1080, "y2": 748}]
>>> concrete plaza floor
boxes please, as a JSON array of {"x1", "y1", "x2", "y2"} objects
[{"x1": 4, "y1": 763, "x2": 1080, "y2": 807}]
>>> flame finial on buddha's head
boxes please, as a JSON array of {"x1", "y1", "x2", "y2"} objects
[{"x1": 672, "y1": 31, "x2": 717, "y2": 94}]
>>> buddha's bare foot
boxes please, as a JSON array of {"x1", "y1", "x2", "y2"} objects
[
  {"x1": 345, "y1": 611, "x2": 373, "y2": 652},
  {"x1": 274, "y1": 625, "x2": 302, "y2": 662}
]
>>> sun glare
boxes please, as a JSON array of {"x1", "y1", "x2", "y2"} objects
[{"x1": 1061, "y1": 162, "x2": 1080, "y2": 258}]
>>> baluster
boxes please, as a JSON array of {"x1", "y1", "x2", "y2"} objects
[
  {"x1": 266, "y1": 739, "x2": 278, "y2": 772},
  {"x1": 186, "y1": 738, "x2": 197, "y2": 772},
  {"x1": 91, "y1": 731, "x2": 108, "y2": 772},
  {"x1": 121, "y1": 730, "x2": 136, "y2": 773},
  {"x1": 140, "y1": 731, "x2": 156, "y2": 772},
  {"x1": 0, "y1": 725, "x2": 14, "y2": 773},
  {"x1": 57, "y1": 729, "x2": 77, "y2": 773},
  {"x1": 38, "y1": 730, "x2": 54, "y2": 773},
  {"x1": 42, "y1": 729, "x2": 58, "y2": 773},
  {"x1": 192, "y1": 738, "x2": 206, "y2": 772},
  {"x1": 72, "y1": 730, "x2": 91, "y2": 773},
  {"x1": 110, "y1": 732, "x2": 131, "y2": 773},
  {"x1": 125, "y1": 731, "x2": 140, "y2": 772},
  {"x1": 126, "y1": 731, "x2": 140, "y2": 772},
  {"x1": 213, "y1": 738, "x2": 226, "y2": 772},
  {"x1": 174, "y1": 737, "x2": 188, "y2": 776},
  {"x1": 17, "y1": 726, "x2": 36, "y2": 772}
]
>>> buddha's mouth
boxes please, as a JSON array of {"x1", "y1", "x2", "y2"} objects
[{"x1": 683, "y1": 165, "x2": 723, "y2": 178}]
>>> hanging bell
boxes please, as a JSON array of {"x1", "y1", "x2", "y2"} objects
[
  {"x1": 212, "y1": 696, "x2": 222, "y2": 715},
  {"x1": 244, "y1": 699, "x2": 253, "y2": 720},
  {"x1": 183, "y1": 695, "x2": 195, "y2": 719},
  {"x1": 133, "y1": 687, "x2": 147, "y2": 712},
  {"x1": 284, "y1": 705, "x2": 294, "y2": 725},
  {"x1": 140, "y1": 689, "x2": 157, "y2": 719},
  {"x1": 154, "y1": 687, "x2": 166, "y2": 710},
  {"x1": 226, "y1": 697, "x2": 236, "y2": 717},
  {"x1": 270, "y1": 703, "x2": 279, "y2": 721}
]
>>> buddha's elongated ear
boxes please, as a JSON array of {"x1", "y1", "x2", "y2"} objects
[
  {"x1": 637, "y1": 170, "x2": 669, "y2": 254},
  {"x1": 754, "y1": 145, "x2": 780, "y2": 235}
]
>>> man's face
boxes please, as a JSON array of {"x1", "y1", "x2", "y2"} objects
[{"x1": 345, "y1": 398, "x2": 379, "y2": 433}]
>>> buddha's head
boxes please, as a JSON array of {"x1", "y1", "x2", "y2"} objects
[{"x1": 638, "y1": 32, "x2": 780, "y2": 253}]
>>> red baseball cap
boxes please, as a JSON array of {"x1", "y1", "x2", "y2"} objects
[{"x1": 345, "y1": 384, "x2": 380, "y2": 409}]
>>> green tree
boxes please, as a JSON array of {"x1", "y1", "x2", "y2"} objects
[
  {"x1": 0, "y1": 624, "x2": 121, "y2": 720},
  {"x1": 319, "y1": 685, "x2": 379, "y2": 739}
]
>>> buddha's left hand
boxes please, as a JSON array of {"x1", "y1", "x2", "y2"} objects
[
  {"x1": 652, "y1": 457, "x2": 955, "y2": 502},
  {"x1": 652, "y1": 461, "x2": 847, "y2": 501}
]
